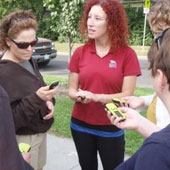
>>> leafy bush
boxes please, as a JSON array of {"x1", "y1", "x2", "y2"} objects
[{"x1": 125, "y1": 5, "x2": 152, "y2": 46}]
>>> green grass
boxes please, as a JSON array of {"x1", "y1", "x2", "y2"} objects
[
  {"x1": 43, "y1": 75, "x2": 154, "y2": 155},
  {"x1": 43, "y1": 74, "x2": 68, "y2": 85},
  {"x1": 55, "y1": 41, "x2": 150, "y2": 56},
  {"x1": 55, "y1": 42, "x2": 82, "y2": 53},
  {"x1": 125, "y1": 110, "x2": 147, "y2": 155},
  {"x1": 131, "y1": 45, "x2": 150, "y2": 56},
  {"x1": 125, "y1": 130, "x2": 144, "y2": 154},
  {"x1": 135, "y1": 87, "x2": 154, "y2": 96},
  {"x1": 51, "y1": 96, "x2": 73, "y2": 137},
  {"x1": 125, "y1": 88, "x2": 154, "y2": 154}
]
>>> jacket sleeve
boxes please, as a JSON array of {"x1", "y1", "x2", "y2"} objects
[
  {"x1": 0, "y1": 86, "x2": 34, "y2": 170},
  {"x1": 10, "y1": 92, "x2": 47, "y2": 129},
  {"x1": 133, "y1": 143, "x2": 170, "y2": 170}
]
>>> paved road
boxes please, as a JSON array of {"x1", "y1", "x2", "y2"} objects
[
  {"x1": 39, "y1": 53, "x2": 152, "y2": 88},
  {"x1": 137, "y1": 59, "x2": 152, "y2": 88},
  {"x1": 39, "y1": 53, "x2": 69, "y2": 77}
]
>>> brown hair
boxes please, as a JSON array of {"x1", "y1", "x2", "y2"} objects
[
  {"x1": 148, "y1": 0, "x2": 170, "y2": 35},
  {"x1": 148, "y1": 28, "x2": 170, "y2": 89},
  {"x1": 0, "y1": 10, "x2": 38, "y2": 49}
]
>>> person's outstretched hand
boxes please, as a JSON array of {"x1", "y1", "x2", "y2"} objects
[
  {"x1": 107, "y1": 107, "x2": 142, "y2": 131},
  {"x1": 123, "y1": 96, "x2": 145, "y2": 109}
]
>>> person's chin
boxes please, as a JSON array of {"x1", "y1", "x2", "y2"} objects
[
  {"x1": 88, "y1": 34, "x2": 96, "y2": 39},
  {"x1": 24, "y1": 55, "x2": 32, "y2": 60}
]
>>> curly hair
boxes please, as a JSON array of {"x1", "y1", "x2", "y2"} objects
[
  {"x1": 0, "y1": 10, "x2": 38, "y2": 49},
  {"x1": 148, "y1": 0, "x2": 170, "y2": 35},
  {"x1": 80, "y1": 0, "x2": 128, "y2": 51}
]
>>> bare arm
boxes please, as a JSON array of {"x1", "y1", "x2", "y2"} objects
[
  {"x1": 68, "y1": 72, "x2": 79, "y2": 101},
  {"x1": 93, "y1": 76, "x2": 137, "y2": 104},
  {"x1": 68, "y1": 72, "x2": 94, "y2": 104},
  {"x1": 136, "y1": 115, "x2": 161, "y2": 138}
]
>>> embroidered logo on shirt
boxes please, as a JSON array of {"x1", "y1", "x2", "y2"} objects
[{"x1": 109, "y1": 60, "x2": 117, "y2": 68}]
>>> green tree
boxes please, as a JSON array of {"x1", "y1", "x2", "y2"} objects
[
  {"x1": 125, "y1": 4, "x2": 152, "y2": 46},
  {"x1": 0, "y1": 0, "x2": 19, "y2": 19},
  {"x1": 44, "y1": 0, "x2": 85, "y2": 59},
  {"x1": 0, "y1": 0, "x2": 49, "y2": 38},
  {"x1": 0, "y1": 0, "x2": 153, "y2": 47}
]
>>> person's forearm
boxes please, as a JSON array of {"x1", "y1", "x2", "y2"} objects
[
  {"x1": 93, "y1": 91, "x2": 133, "y2": 104},
  {"x1": 141, "y1": 95, "x2": 154, "y2": 107},
  {"x1": 136, "y1": 116, "x2": 161, "y2": 138},
  {"x1": 68, "y1": 88, "x2": 78, "y2": 101}
]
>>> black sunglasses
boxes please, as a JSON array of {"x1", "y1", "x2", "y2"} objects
[
  {"x1": 156, "y1": 28, "x2": 170, "y2": 49},
  {"x1": 10, "y1": 37, "x2": 38, "y2": 49}
]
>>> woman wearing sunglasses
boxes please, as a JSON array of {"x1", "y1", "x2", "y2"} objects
[{"x1": 0, "y1": 10, "x2": 57, "y2": 170}]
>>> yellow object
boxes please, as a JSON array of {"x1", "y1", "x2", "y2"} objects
[
  {"x1": 18, "y1": 143, "x2": 31, "y2": 153},
  {"x1": 145, "y1": 0, "x2": 151, "y2": 8},
  {"x1": 105, "y1": 103, "x2": 126, "y2": 120},
  {"x1": 146, "y1": 95, "x2": 157, "y2": 124},
  {"x1": 112, "y1": 97, "x2": 126, "y2": 104}
]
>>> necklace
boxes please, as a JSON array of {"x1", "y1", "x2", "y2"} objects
[{"x1": 96, "y1": 48, "x2": 109, "y2": 57}]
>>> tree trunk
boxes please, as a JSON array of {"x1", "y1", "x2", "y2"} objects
[{"x1": 68, "y1": 33, "x2": 72, "y2": 63}]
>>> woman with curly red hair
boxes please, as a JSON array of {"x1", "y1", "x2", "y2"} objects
[{"x1": 68, "y1": 0, "x2": 141, "y2": 169}]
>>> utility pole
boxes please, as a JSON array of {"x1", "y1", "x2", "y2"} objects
[{"x1": 142, "y1": 0, "x2": 151, "y2": 50}]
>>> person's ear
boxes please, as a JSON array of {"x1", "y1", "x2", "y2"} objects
[
  {"x1": 6, "y1": 37, "x2": 11, "y2": 48},
  {"x1": 157, "y1": 69, "x2": 167, "y2": 90}
]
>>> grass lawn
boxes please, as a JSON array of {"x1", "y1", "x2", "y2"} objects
[
  {"x1": 43, "y1": 75, "x2": 154, "y2": 155},
  {"x1": 55, "y1": 41, "x2": 150, "y2": 57}
]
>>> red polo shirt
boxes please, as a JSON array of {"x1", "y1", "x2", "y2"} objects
[{"x1": 68, "y1": 42, "x2": 141, "y2": 125}]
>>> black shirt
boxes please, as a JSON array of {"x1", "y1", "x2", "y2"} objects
[{"x1": 0, "y1": 85, "x2": 34, "y2": 170}]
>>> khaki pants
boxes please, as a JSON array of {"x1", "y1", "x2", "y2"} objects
[{"x1": 17, "y1": 133, "x2": 47, "y2": 170}]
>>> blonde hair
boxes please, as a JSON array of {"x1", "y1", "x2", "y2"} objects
[
  {"x1": 148, "y1": 0, "x2": 170, "y2": 35},
  {"x1": 0, "y1": 10, "x2": 38, "y2": 49}
]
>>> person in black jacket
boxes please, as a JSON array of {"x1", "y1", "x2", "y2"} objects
[
  {"x1": 0, "y1": 85, "x2": 34, "y2": 170},
  {"x1": 0, "y1": 10, "x2": 57, "y2": 170}
]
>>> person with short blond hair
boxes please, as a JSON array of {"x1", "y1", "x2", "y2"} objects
[{"x1": 147, "y1": 0, "x2": 170, "y2": 37}]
